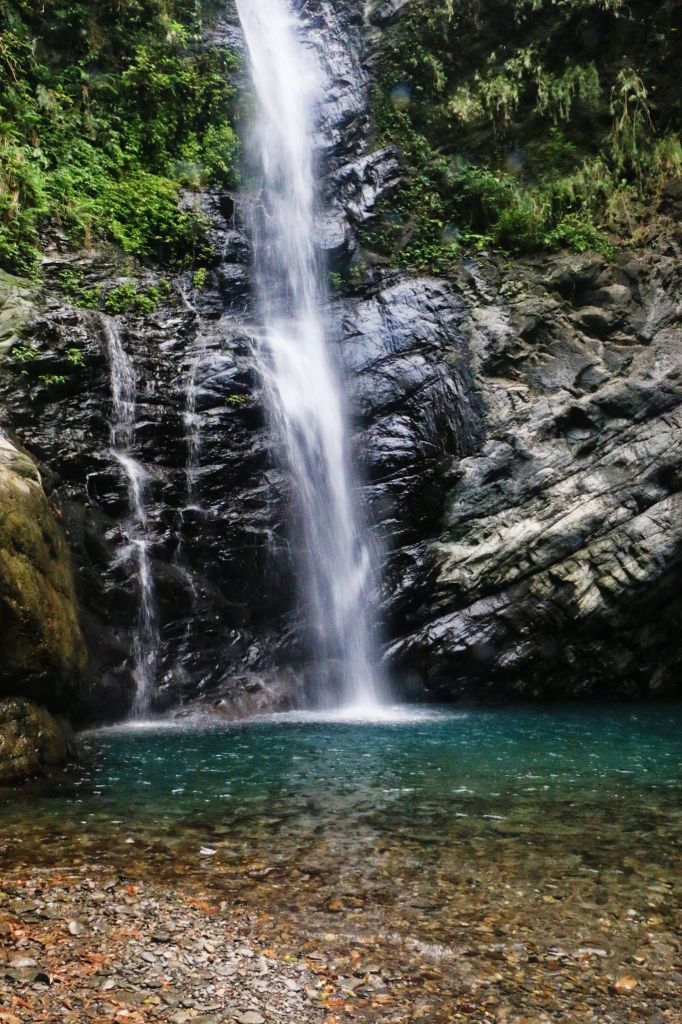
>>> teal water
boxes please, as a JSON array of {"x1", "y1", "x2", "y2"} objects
[{"x1": 3, "y1": 704, "x2": 680, "y2": 856}]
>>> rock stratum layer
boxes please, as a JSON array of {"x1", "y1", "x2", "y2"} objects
[{"x1": 377, "y1": 235, "x2": 682, "y2": 698}]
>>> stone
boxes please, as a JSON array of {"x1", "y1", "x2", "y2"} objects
[
  {"x1": 8, "y1": 956, "x2": 38, "y2": 969},
  {"x1": 614, "y1": 976, "x2": 638, "y2": 994},
  {"x1": 0, "y1": 699, "x2": 75, "y2": 785},
  {"x1": 0, "y1": 431, "x2": 87, "y2": 707}
]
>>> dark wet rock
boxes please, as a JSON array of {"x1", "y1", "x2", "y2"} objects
[
  {"x1": 384, "y1": 241, "x2": 682, "y2": 699},
  {"x1": 185, "y1": 670, "x2": 306, "y2": 721},
  {"x1": 367, "y1": 0, "x2": 411, "y2": 28},
  {"x1": 0, "y1": 698, "x2": 75, "y2": 784}
]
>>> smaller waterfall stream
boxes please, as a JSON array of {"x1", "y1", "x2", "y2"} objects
[
  {"x1": 101, "y1": 317, "x2": 158, "y2": 718},
  {"x1": 180, "y1": 287, "x2": 204, "y2": 510},
  {"x1": 236, "y1": 0, "x2": 384, "y2": 708}
]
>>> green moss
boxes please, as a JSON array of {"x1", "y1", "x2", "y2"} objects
[{"x1": 0, "y1": 0, "x2": 240, "y2": 276}]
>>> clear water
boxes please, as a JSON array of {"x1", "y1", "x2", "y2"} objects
[
  {"x1": 3, "y1": 704, "x2": 681, "y2": 1010},
  {"x1": 3, "y1": 704, "x2": 680, "y2": 857}
]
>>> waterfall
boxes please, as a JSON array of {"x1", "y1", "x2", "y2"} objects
[
  {"x1": 101, "y1": 316, "x2": 158, "y2": 718},
  {"x1": 235, "y1": 0, "x2": 384, "y2": 708},
  {"x1": 180, "y1": 286, "x2": 203, "y2": 510}
]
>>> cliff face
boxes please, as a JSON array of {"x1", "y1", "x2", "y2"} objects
[
  {"x1": 0, "y1": 0, "x2": 679, "y2": 718},
  {"x1": 375, "y1": 236, "x2": 682, "y2": 698}
]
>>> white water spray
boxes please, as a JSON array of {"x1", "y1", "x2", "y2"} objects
[
  {"x1": 101, "y1": 316, "x2": 158, "y2": 718},
  {"x1": 235, "y1": 0, "x2": 384, "y2": 708}
]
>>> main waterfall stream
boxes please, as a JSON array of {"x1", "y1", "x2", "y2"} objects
[{"x1": 236, "y1": 0, "x2": 384, "y2": 709}]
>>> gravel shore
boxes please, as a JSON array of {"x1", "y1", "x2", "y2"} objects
[{"x1": 2, "y1": 863, "x2": 682, "y2": 1024}]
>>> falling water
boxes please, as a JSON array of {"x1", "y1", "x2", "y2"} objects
[
  {"x1": 179, "y1": 286, "x2": 204, "y2": 509},
  {"x1": 235, "y1": 0, "x2": 384, "y2": 708},
  {"x1": 101, "y1": 317, "x2": 158, "y2": 718}
]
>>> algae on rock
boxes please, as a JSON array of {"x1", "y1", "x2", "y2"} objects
[
  {"x1": 0, "y1": 432, "x2": 87, "y2": 707},
  {"x1": 0, "y1": 697, "x2": 75, "y2": 784}
]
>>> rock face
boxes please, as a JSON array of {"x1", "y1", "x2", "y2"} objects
[
  {"x1": 0, "y1": 698, "x2": 75, "y2": 784},
  {"x1": 0, "y1": 430, "x2": 87, "y2": 707},
  {"x1": 0, "y1": 0, "x2": 679, "y2": 715},
  {"x1": 380, "y1": 238, "x2": 682, "y2": 698}
]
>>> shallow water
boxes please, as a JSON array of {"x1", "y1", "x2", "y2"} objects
[
  {"x1": 3, "y1": 703, "x2": 680, "y2": 838},
  {"x1": 3, "y1": 703, "x2": 680, "y2": 877},
  {"x1": 3, "y1": 704, "x2": 681, "y2": 1020}
]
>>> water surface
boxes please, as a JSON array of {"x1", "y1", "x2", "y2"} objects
[{"x1": 3, "y1": 704, "x2": 681, "y2": 1018}]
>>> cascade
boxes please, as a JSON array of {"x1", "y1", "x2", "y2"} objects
[
  {"x1": 235, "y1": 0, "x2": 384, "y2": 708},
  {"x1": 101, "y1": 316, "x2": 159, "y2": 718},
  {"x1": 180, "y1": 287, "x2": 203, "y2": 510}
]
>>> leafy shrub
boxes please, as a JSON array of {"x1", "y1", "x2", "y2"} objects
[
  {"x1": 365, "y1": 0, "x2": 681, "y2": 268},
  {"x1": 0, "y1": 0, "x2": 240, "y2": 276}
]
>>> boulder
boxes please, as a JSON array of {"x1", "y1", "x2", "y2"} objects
[
  {"x1": 0, "y1": 697, "x2": 75, "y2": 784},
  {"x1": 0, "y1": 431, "x2": 87, "y2": 706}
]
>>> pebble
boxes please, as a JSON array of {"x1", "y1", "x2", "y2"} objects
[
  {"x1": 237, "y1": 1013, "x2": 265, "y2": 1024},
  {"x1": 8, "y1": 956, "x2": 37, "y2": 968},
  {"x1": 614, "y1": 975, "x2": 638, "y2": 994}
]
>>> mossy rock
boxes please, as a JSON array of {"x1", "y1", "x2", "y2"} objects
[
  {"x1": 0, "y1": 271, "x2": 36, "y2": 354},
  {"x1": 0, "y1": 432, "x2": 87, "y2": 708},
  {"x1": 0, "y1": 697, "x2": 75, "y2": 785}
]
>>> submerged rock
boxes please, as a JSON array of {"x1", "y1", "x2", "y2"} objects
[{"x1": 0, "y1": 698, "x2": 75, "y2": 784}]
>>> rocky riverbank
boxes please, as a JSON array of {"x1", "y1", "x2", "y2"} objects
[
  {"x1": 1, "y1": 837, "x2": 680, "y2": 1024},
  {"x1": 0, "y1": 871, "x2": 325, "y2": 1024}
]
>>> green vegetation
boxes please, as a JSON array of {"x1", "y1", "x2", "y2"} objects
[
  {"x1": 192, "y1": 267, "x2": 208, "y2": 290},
  {"x1": 104, "y1": 280, "x2": 170, "y2": 315},
  {"x1": 366, "y1": 0, "x2": 681, "y2": 269},
  {"x1": 65, "y1": 348, "x2": 85, "y2": 367},
  {"x1": 9, "y1": 343, "x2": 39, "y2": 363},
  {"x1": 56, "y1": 267, "x2": 172, "y2": 315},
  {"x1": 0, "y1": 0, "x2": 240, "y2": 276}
]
